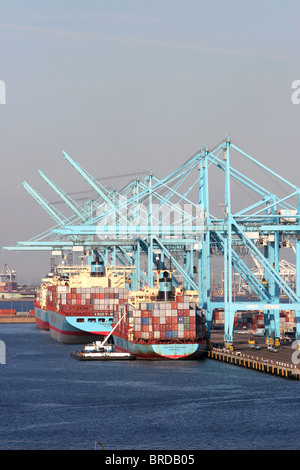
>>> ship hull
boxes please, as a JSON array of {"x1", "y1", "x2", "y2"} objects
[
  {"x1": 34, "y1": 306, "x2": 50, "y2": 330},
  {"x1": 47, "y1": 308, "x2": 113, "y2": 344},
  {"x1": 113, "y1": 335, "x2": 207, "y2": 360}
]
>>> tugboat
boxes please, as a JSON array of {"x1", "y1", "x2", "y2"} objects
[{"x1": 71, "y1": 312, "x2": 135, "y2": 361}]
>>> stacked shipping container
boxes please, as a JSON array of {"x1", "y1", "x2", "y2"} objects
[
  {"x1": 119, "y1": 294, "x2": 205, "y2": 342},
  {"x1": 0, "y1": 309, "x2": 16, "y2": 315},
  {"x1": 0, "y1": 282, "x2": 17, "y2": 292},
  {"x1": 45, "y1": 285, "x2": 128, "y2": 316},
  {"x1": 279, "y1": 310, "x2": 296, "y2": 333},
  {"x1": 213, "y1": 309, "x2": 296, "y2": 332}
]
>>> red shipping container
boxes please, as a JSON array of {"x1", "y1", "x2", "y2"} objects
[{"x1": 0, "y1": 309, "x2": 15, "y2": 315}]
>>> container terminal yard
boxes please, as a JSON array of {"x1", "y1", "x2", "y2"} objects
[{"x1": 3, "y1": 136, "x2": 300, "y2": 375}]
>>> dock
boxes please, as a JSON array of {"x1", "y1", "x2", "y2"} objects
[
  {"x1": 208, "y1": 331, "x2": 300, "y2": 380},
  {"x1": 0, "y1": 314, "x2": 35, "y2": 324}
]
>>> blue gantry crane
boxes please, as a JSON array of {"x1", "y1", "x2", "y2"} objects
[{"x1": 4, "y1": 136, "x2": 300, "y2": 348}]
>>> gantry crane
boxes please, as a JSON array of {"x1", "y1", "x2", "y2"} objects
[{"x1": 4, "y1": 136, "x2": 300, "y2": 348}]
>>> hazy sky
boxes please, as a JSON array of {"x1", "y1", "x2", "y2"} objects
[{"x1": 0, "y1": 0, "x2": 299, "y2": 283}]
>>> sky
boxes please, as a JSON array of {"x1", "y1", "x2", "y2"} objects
[{"x1": 0, "y1": 0, "x2": 299, "y2": 284}]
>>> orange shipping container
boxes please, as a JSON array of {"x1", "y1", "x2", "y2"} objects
[{"x1": 0, "y1": 309, "x2": 15, "y2": 315}]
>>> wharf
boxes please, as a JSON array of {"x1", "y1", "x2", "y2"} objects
[
  {"x1": 208, "y1": 331, "x2": 300, "y2": 380},
  {"x1": 0, "y1": 315, "x2": 35, "y2": 324}
]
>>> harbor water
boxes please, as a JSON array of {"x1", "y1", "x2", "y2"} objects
[{"x1": 0, "y1": 324, "x2": 299, "y2": 450}]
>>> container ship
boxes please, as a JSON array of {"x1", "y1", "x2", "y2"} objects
[
  {"x1": 112, "y1": 270, "x2": 207, "y2": 360},
  {"x1": 34, "y1": 259, "x2": 128, "y2": 343}
]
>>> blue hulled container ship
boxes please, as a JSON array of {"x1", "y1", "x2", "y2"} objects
[{"x1": 34, "y1": 260, "x2": 128, "y2": 344}]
